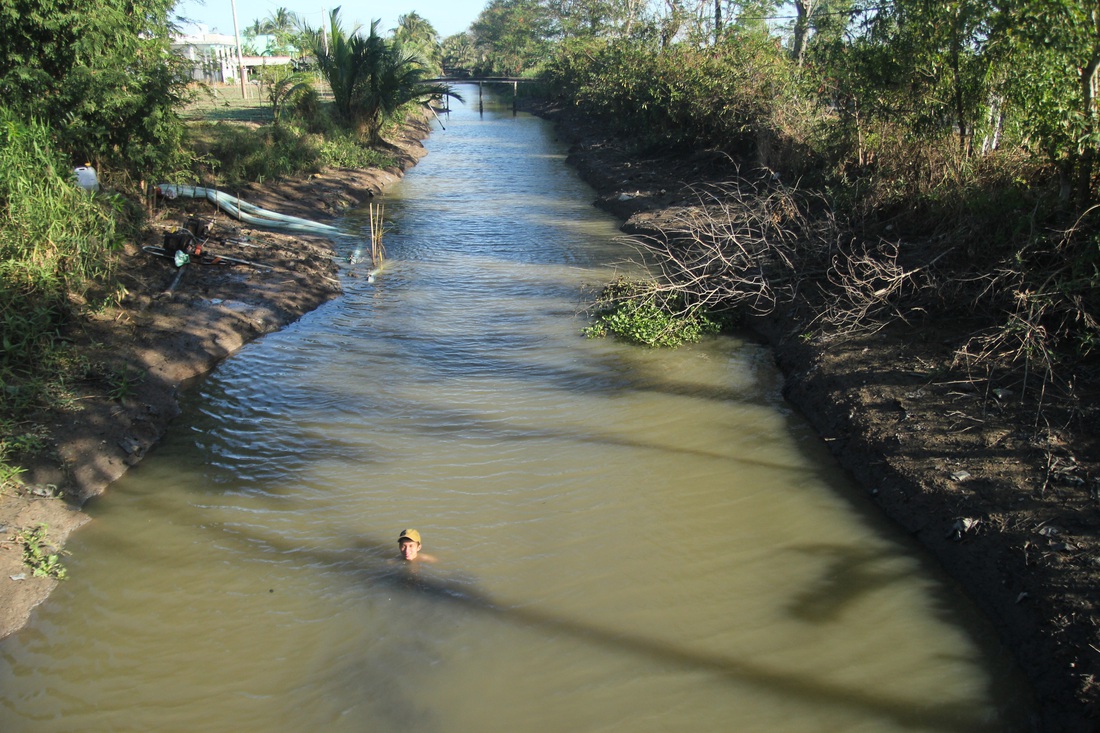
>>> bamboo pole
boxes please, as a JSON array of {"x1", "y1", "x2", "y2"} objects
[{"x1": 369, "y1": 203, "x2": 385, "y2": 267}]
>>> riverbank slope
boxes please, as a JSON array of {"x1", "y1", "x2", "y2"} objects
[
  {"x1": 536, "y1": 102, "x2": 1099, "y2": 733},
  {"x1": 0, "y1": 116, "x2": 432, "y2": 640}
]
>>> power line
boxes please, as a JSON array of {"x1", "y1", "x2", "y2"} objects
[{"x1": 732, "y1": 4, "x2": 892, "y2": 22}]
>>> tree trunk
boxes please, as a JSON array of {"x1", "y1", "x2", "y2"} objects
[
  {"x1": 1075, "y1": 42, "x2": 1100, "y2": 209},
  {"x1": 792, "y1": 0, "x2": 809, "y2": 64}
]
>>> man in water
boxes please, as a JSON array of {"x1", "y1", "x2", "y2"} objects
[{"x1": 398, "y1": 529, "x2": 437, "y2": 562}]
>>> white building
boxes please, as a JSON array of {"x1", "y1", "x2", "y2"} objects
[{"x1": 171, "y1": 27, "x2": 294, "y2": 85}]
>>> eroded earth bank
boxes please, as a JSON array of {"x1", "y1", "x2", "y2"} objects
[{"x1": 0, "y1": 119, "x2": 431, "y2": 641}]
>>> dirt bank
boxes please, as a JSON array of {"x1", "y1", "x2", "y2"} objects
[
  {"x1": 536, "y1": 102, "x2": 1099, "y2": 733},
  {"x1": 0, "y1": 116, "x2": 432, "y2": 640}
]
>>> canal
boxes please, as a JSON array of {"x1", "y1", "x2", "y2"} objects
[{"x1": 0, "y1": 85, "x2": 1033, "y2": 732}]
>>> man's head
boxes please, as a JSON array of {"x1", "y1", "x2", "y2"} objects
[{"x1": 398, "y1": 528, "x2": 422, "y2": 560}]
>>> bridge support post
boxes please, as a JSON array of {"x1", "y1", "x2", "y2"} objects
[{"x1": 478, "y1": 81, "x2": 483, "y2": 114}]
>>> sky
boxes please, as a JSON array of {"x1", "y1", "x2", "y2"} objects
[{"x1": 173, "y1": 0, "x2": 486, "y2": 41}]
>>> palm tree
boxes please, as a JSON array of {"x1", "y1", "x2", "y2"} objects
[
  {"x1": 268, "y1": 74, "x2": 314, "y2": 125},
  {"x1": 441, "y1": 33, "x2": 477, "y2": 76},
  {"x1": 251, "y1": 7, "x2": 293, "y2": 36},
  {"x1": 393, "y1": 11, "x2": 438, "y2": 46},
  {"x1": 245, "y1": 7, "x2": 297, "y2": 55},
  {"x1": 313, "y1": 9, "x2": 457, "y2": 145},
  {"x1": 393, "y1": 12, "x2": 442, "y2": 73}
]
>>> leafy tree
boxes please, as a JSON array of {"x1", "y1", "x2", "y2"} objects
[
  {"x1": 994, "y1": 0, "x2": 1100, "y2": 207},
  {"x1": 810, "y1": 0, "x2": 995, "y2": 160},
  {"x1": 471, "y1": 0, "x2": 554, "y2": 75},
  {"x1": 544, "y1": 33, "x2": 791, "y2": 152},
  {"x1": 442, "y1": 33, "x2": 480, "y2": 75},
  {"x1": 0, "y1": 0, "x2": 190, "y2": 190},
  {"x1": 657, "y1": 0, "x2": 687, "y2": 48},
  {"x1": 791, "y1": 0, "x2": 826, "y2": 63},
  {"x1": 545, "y1": 0, "x2": 627, "y2": 38}
]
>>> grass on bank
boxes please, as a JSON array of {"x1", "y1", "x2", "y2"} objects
[
  {"x1": 0, "y1": 108, "x2": 130, "y2": 489},
  {"x1": 184, "y1": 82, "x2": 399, "y2": 187}
]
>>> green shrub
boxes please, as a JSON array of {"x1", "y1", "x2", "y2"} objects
[
  {"x1": 544, "y1": 34, "x2": 794, "y2": 156},
  {"x1": 318, "y1": 132, "x2": 397, "y2": 169}
]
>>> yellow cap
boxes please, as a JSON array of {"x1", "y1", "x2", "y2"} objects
[{"x1": 398, "y1": 529, "x2": 421, "y2": 544}]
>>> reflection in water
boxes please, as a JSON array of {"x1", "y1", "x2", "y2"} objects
[{"x1": 0, "y1": 87, "x2": 1033, "y2": 732}]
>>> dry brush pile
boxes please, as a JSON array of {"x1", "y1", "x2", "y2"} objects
[{"x1": 621, "y1": 175, "x2": 1099, "y2": 427}]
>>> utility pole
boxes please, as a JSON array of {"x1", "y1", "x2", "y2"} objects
[{"x1": 231, "y1": 0, "x2": 247, "y2": 99}]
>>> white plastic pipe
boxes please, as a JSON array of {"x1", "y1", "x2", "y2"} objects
[{"x1": 157, "y1": 184, "x2": 344, "y2": 235}]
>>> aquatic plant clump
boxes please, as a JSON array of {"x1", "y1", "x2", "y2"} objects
[{"x1": 584, "y1": 277, "x2": 722, "y2": 348}]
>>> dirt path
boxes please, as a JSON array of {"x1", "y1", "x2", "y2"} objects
[
  {"x1": 0, "y1": 116, "x2": 431, "y2": 640},
  {"x1": 538, "y1": 103, "x2": 1100, "y2": 732}
]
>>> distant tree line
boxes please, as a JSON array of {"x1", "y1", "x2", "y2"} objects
[{"x1": 459, "y1": 0, "x2": 1099, "y2": 214}]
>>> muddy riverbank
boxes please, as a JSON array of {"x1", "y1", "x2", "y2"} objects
[{"x1": 0, "y1": 116, "x2": 432, "y2": 640}]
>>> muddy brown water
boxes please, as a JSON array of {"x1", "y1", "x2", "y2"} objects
[{"x1": 0, "y1": 88, "x2": 1034, "y2": 732}]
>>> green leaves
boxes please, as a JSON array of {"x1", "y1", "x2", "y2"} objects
[
  {"x1": 17, "y1": 524, "x2": 68, "y2": 580},
  {"x1": 545, "y1": 35, "x2": 789, "y2": 153},
  {"x1": 0, "y1": 107, "x2": 120, "y2": 404},
  {"x1": 312, "y1": 11, "x2": 451, "y2": 145},
  {"x1": 0, "y1": 0, "x2": 190, "y2": 191},
  {"x1": 268, "y1": 74, "x2": 315, "y2": 125},
  {"x1": 471, "y1": 0, "x2": 554, "y2": 75},
  {"x1": 584, "y1": 278, "x2": 722, "y2": 348}
]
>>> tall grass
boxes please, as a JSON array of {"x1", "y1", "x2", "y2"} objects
[{"x1": 0, "y1": 107, "x2": 122, "y2": 476}]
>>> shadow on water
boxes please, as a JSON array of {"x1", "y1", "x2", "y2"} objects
[
  {"x1": 786, "y1": 543, "x2": 922, "y2": 624},
  {"x1": 187, "y1": 394, "x2": 820, "y2": 485},
  {"x1": 197, "y1": 522, "x2": 1003, "y2": 733},
  {"x1": 181, "y1": 388, "x2": 807, "y2": 491}
]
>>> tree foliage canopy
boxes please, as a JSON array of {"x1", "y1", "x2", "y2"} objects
[{"x1": 0, "y1": 0, "x2": 190, "y2": 188}]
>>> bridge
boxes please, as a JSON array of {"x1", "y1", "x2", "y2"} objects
[{"x1": 427, "y1": 76, "x2": 538, "y2": 114}]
